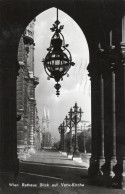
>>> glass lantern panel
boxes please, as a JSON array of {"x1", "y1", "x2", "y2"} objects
[{"x1": 55, "y1": 60, "x2": 60, "y2": 66}]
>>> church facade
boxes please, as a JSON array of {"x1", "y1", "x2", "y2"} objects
[{"x1": 41, "y1": 106, "x2": 52, "y2": 148}]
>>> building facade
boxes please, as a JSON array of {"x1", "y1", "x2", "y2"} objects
[
  {"x1": 17, "y1": 19, "x2": 40, "y2": 159},
  {"x1": 34, "y1": 107, "x2": 43, "y2": 151}
]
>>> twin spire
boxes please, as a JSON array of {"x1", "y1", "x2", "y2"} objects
[{"x1": 42, "y1": 105, "x2": 50, "y2": 132}]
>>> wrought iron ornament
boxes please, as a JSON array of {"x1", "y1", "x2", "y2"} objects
[{"x1": 42, "y1": 8, "x2": 75, "y2": 96}]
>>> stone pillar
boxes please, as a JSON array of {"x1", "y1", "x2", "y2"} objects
[
  {"x1": 120, "y1": 42, "x2": 125, "y2": 189},
  {"x1": 88, "y1": 74, "x2": 98, "y2": 180},
  {"x1": 88, "y1": 49, "x2": 105, "y2": 183},
  {"x1": 100, "y1": 74, "x2": 105, "y2": 161},
  {"x1": 114, "y1": 42, "x2": 125, "y2": 189},
  {"x1": 97, "y1": 73, "x2": 105, "y2": 181},
  {"x1": 117, "y1": 3, "x2": 125, "y2": 188},
  {"x1": 101, "y1": 46, "x2": 117, "y2": 186}
]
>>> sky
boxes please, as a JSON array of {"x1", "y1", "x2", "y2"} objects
[{"x1": 34, "y1": 8, "x2": 91, "y2": 141}]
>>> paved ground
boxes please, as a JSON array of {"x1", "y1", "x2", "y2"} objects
[
  {"x1": 0, "y1": 150, "x2": 125, "y2": 194},
  {"x1": 24, "y1": 150, "x2": 87, "y2": 167}
]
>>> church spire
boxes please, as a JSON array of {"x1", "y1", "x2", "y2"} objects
[
  {"x1": 46, "y1": 107, "x2": 50, "y2": 131},
  {"x1": 42, "y1": 105, "x2": 47, "y2": 132},
  {"x1": 43, "y1": 105, "x2": 46, "y2": 117},
  {"x1": 42, "y1": 105, "x2": 50, "y2": 132},
  {"x1": 46, "y1": 107, "x2": 50, "y2": 120}
]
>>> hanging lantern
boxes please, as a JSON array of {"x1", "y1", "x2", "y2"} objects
[{"x1": 42, "y1": 9, "x2": 75, "y2": 96}]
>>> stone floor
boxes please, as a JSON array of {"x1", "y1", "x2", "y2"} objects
[{"x1": 0, "y1": 150, "x2": 125, "y2": 194}]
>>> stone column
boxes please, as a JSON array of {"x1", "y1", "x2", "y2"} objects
[
  {"x1": 88, "y1": 75, "x2": 98, "y2": 177},
  {"x1": 97, "y1": 73, "x2": 105, "y2": 177},
  {"x1": 114, "y1": 42, "x2": 125, "y2": 189},
  {"x1": 87, "y1": 64, "x2": 98, "y2": 181},
  {"x1": 87, "y1": 49, "x2": 105, "y2": 182},
  {"x1": 111, "y1": 70, "x2": 117, "y2": 161},
  {"x1": 118, "y1": 3, "x2": 125, "y2": 188},
  {"x1": 101, "y1": 46, "x2": 117, "y2": 186},
  {"x1": 100, "y1": 74, "x2": 105, "y2": 160},
  {"x1": 120, "y1": 42, "x2": 125, "y2": 189}
]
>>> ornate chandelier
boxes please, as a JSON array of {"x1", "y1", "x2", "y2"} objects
[{"x1": 42, "y1": 8, "x2": 75, "y2": 96}]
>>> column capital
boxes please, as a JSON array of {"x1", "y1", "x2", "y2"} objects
[
  {"x1": 102, "y1": 46, "x2": 117, "y2": 72},
  {"x1": 88, "y1": 46, "x2": 122, "y2": 78},
  {"x1": 87, "y1": 48, "x2": 106, "y2": 79}
]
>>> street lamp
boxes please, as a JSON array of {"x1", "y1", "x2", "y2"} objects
[
  {"x1": 80, "y1": 121, "x2": 89, "y2": 154},
  {"x1": 65, "y1": 114, "x2": 74, "y2": 155},
  {"x1": 81, "y1": 124, "x2": 87, "y2": 154},
  {"x1": 58, "y1": 121, "x2": 67, "y2": 151},
  {"x1": 42, "y1": 8, "x2": 75, "y2": 97},
  {"x1": 58, "y1": 124, "x2": 63, "y2": 151},
  {"x1": 69, "y1": 103, "x2": 83, "y2": 158}
]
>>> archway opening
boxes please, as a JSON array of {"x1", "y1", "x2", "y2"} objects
[{"x1": 17, "y1": 7, "x2": 91, "y2": 180}]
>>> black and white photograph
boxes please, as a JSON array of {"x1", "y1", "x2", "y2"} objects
[{"x1": 0, "y1": 0, "x2": 125, "y2": 193}]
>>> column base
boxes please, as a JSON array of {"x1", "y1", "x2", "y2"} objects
[
  {"x1": 88, "y1": 157, "x2": 99, "y2": 184},
  {"x1": 101, "y1": 159, "x2": 117, "y2": 187},
  {"x1": 88, "y1": 157, "x2": 107, "y2": 185},
  {"x1": 111, "y1": 163, "x2": 122, "y2": 189},
  {"x1": 111, "y1": 159, "x2": 125, "y2": 189},
  {"x1": 122, "y1": 172, "x2": 125, "y2": 190},
  {"x1": 98, "y1": 158, "x2": 105, "y2": 175},
  {"x1": 122, "y1": 159, "x2": 125, "y2": 190}
]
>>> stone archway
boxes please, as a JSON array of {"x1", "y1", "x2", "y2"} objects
[{"x1": 0, "y1": 0, "x2": 124, "y2": 189}]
